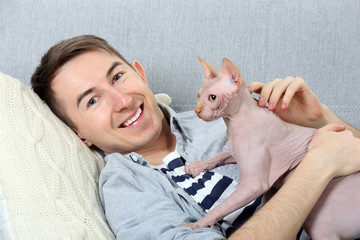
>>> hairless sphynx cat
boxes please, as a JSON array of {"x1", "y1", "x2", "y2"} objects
[{"x1": 180, "y1": 57, "x2": 360, "y2": 240}]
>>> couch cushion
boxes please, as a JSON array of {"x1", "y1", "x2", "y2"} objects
[{"x1": 0, "y1": 73, "x2": 114, "y2": 239}]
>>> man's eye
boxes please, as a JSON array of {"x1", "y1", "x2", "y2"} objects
[
  {"x1": 113, "y1": 73, "x2": 122, "y2": 83},
  {"x1": 88, "y1": 97, "x2": 97, "y2": 107}
]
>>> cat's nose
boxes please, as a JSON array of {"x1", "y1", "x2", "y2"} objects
[{"x1": 195, "y1": 104, "x2": 203, "y2": 116}]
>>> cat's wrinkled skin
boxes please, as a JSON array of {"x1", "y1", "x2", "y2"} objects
[{"x1": 181, "y1": 57, "x2": 360, "y2": 240}]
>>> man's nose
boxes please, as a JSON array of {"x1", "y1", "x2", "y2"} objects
[{"x1": 108, "y1": 88, "x2": 132, "y2": 111}]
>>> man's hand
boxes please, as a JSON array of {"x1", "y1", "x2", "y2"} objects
[
  {"x1": 248, "y1": 77, "x2": 327, "y2": 128},
  {"x1": 306, "y1": 123, "x2": 360, "y2": 178}
]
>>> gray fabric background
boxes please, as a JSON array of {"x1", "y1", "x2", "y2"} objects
[{"x1": 1, "y1": 0, "x2": 359, "y2": 128}]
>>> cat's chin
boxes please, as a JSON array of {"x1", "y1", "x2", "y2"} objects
[{"x1": 198, "y1": 116, "x2": 219, "y2": 122}]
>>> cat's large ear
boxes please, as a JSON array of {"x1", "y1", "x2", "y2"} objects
[
  {"x1": 221, "y1": 58, "x2": 244, "y2": 86},
  {"x1": 198, "y1": 56, "x2": 219, "y2": 82}
]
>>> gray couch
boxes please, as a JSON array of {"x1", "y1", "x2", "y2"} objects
[{"x1": 0, "y1": 1, "x2": 359, "y2": 239}]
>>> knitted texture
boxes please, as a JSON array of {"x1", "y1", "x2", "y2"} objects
[{"x1": 0, "y1": 73, "x2": 115, "y2": 239}]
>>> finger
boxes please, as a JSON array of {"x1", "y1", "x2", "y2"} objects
[
  {"x1": 319, "y1": 123, "x2": 346, "y2": 133},
  {"x1": 258, "y1": 78, "x2": 282, "y2": 108},
  {"x1": 247, "y1": 81, "x2": 264, "y2": 94},
  {"x1": 267, "y1": 77, "x2": 295, "y2": 110},
  {"x1": 280, "y1": 77, "x2": 305, "y2": 109}
]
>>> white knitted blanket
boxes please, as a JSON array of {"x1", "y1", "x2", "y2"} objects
[
  {"x1": 0, "y1": 73, "x2": 114, "y2": 239},
  {"x1": 0, "y1": 187, "x2": 15, "y2": 239}
]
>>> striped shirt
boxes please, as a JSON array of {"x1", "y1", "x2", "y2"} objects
[{"x1": 154, "y1": 150, "x2": 263, "y2": 228}]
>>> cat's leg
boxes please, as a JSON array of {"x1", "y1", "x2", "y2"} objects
[
  {"x1": 182, "y1": 149, "x2": 272, "y2": 229},
  {"x1": 185, "y1": 151, "x2": 234, "y2": 176},
  {"x1": 181, "y1": 173, "x2": 270, "y2": 230}
]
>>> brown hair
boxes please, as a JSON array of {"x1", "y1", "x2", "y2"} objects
[{"x1": 31, "y1": 35, "x2": 130, "y2": 128}]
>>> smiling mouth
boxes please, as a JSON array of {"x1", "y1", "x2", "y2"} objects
[{"x1": 120, "y1": 105, "x2": 143, "y2": 128}]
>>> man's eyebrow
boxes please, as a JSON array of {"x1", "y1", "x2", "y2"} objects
[
  {"x1": 107, "y1": 61, "x2": 122, "y2": 78},
  {"x1": 77, "y1": 87, "x2": 95, "y2": 108}
]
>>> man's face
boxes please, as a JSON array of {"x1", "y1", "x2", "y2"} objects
[{"x1": 52, "y1": 50, "x2": 164, "y2": 153}]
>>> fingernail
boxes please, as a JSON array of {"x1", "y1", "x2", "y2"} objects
[
  {"x1": 248, "y1": 87, "x2": 252, "y2": 93},
  {"x1": 282, "y1": 102, "x2": 288, "y2": 109},
  {"x1": 268, "y1": 102, "x2": 275, "y2": 109},
  {"x1": 259, "y1": 97, "x2": 266, "y2": 105}
]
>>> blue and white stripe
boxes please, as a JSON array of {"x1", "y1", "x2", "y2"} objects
[{"x1": 158, "y1": 151, "x2": 263, "y2": 227}]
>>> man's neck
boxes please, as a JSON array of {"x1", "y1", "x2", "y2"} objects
[{"x1": 137, "y1": 117, "x2": 177, "y2": 166}]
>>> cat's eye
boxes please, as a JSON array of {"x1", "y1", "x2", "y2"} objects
[
  {"x1": 209, "y1": 94, "x2": 216, "y2": 101},
  {"x1": 197, "y1": 93, "x2": 200, "y2": 99}
]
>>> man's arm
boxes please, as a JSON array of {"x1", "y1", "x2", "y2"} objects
[
  {"x1": 229, "y1": 124, "x2": 360, "y2": 239},
  {"x1": 321, "y1": 104, "x2": 360, "y2": 138}
]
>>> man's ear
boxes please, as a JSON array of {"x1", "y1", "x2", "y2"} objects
[
  {"x1": 71, "y1": 128, "x2": 93, "y2": 148},
  {"x1": 221, "y1": 58, "x2": 244, "y2": 86},
  {"x1": 131, "y1": 61, "x2": 147, "y2": 83},
  {"x1": 198, "y1": 56, "x2": 219, "y2": 82}
]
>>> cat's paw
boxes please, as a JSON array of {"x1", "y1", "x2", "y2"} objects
[
  {"x1": 178, "y1": 221, "x2": 205, "y2": 230},
  {"x1": 185, "y1": 160, "x2": 207, "y2": 177}
]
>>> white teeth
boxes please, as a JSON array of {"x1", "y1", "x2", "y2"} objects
[{"x1": 122, "y1": 107, "x2": 142, "y2": 127}]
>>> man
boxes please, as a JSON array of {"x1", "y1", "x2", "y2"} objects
[{"x1": 31, "y1": 35, "x2": 360, "y2": 239}]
